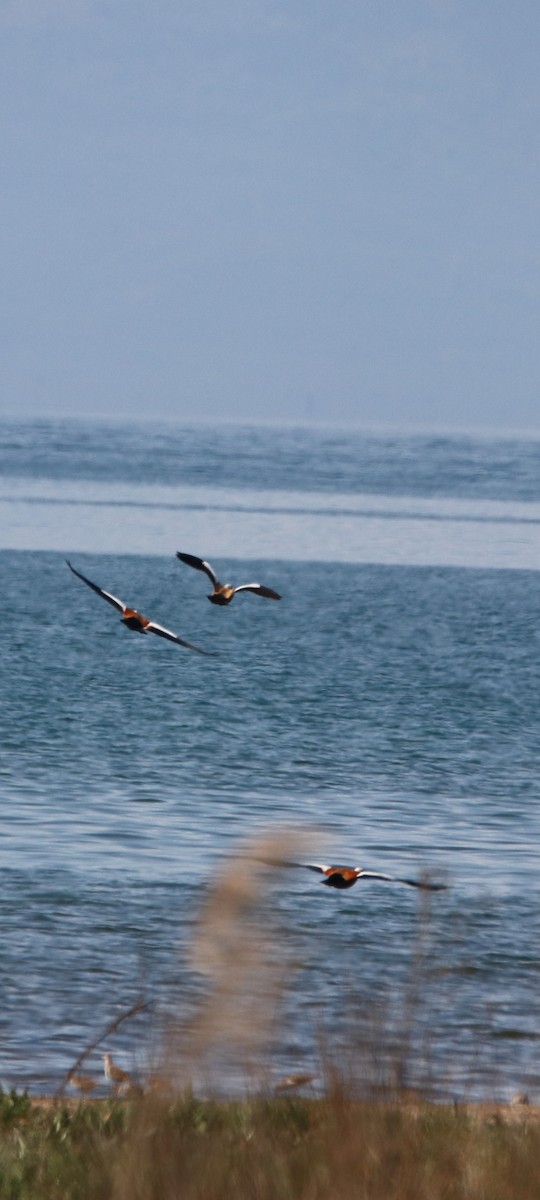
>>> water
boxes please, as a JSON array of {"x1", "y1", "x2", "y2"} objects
[{"x1": 1, "y1": 417, "x2": 539, "y2": 1100}]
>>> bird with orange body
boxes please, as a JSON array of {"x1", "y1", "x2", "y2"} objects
[
  {"x1": 176, "y1": 551, "x2": 281, "y2": 606},
  {"x1": 66, "y1": 560, "x2": 213, "y2": 654},
  {"x1": 259, "y1": 858, "x2": 446, "y2": 892}
]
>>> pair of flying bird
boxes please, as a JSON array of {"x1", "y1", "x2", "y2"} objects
[{"x1": 66, "y1": 553, "x2": 281, "y2": 655}]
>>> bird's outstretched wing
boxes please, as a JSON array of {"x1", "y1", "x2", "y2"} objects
[
  {"x1": 146, "y1": 620, "x2": 215, "y2": 656},
  {"x1": 356, "y1": 869, "x2": 446, "y2": 891},
  {"x1": 66, "y1": 560, "x2": 126, "y2": 613},
  {"x1": 233, "y1": 583, "x2": 282, "y2": 600},
  {"x1": 395, "y1": 876, "x2": 447, "y2": 891},
  {"x1": 176, "y1": 552, "x2": 218, "y2": 588},
  {"x1": 256, "y1": 857, "x2": 330, "y2": 874},
  {"x1": 354, "y1": 869, "x2": 398, "y2": 883}
]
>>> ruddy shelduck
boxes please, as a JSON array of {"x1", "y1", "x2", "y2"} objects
[
  {"x1": 176, "y1": 551, "x2": 281, "y2": 606},
  {"x1": 260, "y1": 858, "x2": 446, "y2": 891},
  {"x1": 66, "y1": 560, "x2": 214, "y2": 654}
]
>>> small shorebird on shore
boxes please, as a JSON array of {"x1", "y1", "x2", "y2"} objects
[
  {"x1": 66, "y1": 560, "x2": 214, "y2": 654},
  {"x1": 274, "y1": 1073, "x2": 316, "y2": 1092},
  {"x1": 176, "y1": 552, "x2": 281, "y2": 606},
  {"x1": 259, "y1": 859, "x2": 446, "y2": 891},
  {"x1": 102, "y1": 1053, "x2": 132, "y2": 1095},
  {"x1": 67, "y1": 1072, "x2": 98, "y2": 1095}
]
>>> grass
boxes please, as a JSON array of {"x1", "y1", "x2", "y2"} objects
[{"x1": 0, "y1": 1088, "x2": 539, "y2": 1200}]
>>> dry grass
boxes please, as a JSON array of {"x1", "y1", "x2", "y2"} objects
[
  {"x1": 112, "y1": 1094, "x2": 540, "y2": 1200},
  {"x1": 162, "y1": 829, "x2": 316, "y2": 1094},
  {"x1": 1, "y1": 1090, "x2": 540, "y2": 1200}
]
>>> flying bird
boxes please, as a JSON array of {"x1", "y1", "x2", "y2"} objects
[
  {"x1": 259, "y1": 858, "x2": 446, "y2": 892},
  {"x1": 66, "y1": 560, "x2": 214, "y2": 655},
  {"x1": 176, "y1": 551, "x2": 281, "y2": 606}
]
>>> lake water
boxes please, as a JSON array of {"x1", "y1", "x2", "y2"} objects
[{"x1": 1, "y1": 418, "x2": 539, "y2": 1100}]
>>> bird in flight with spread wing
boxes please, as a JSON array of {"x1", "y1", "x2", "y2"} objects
[
  {"x1": 176, "y1": 551, "x2": 281, "y2": 606},
  {"x1": 66, "y1": 560, "x2": 214, "y2": 654},
  {"x1": 259, "y1": 858, "x2": 446, "y2": 891}
]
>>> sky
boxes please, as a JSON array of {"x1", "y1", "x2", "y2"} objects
[{"x1": 1, "y1": 0, "x2": 540, "y2": 431}]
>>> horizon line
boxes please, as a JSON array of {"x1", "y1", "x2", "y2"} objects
[{"x1": 2, "y1": 411, "x2": 540, "y2": 442}]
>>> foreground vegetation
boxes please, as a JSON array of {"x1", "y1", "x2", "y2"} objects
[
  {"x1": 2, "y1": 841, "x2": 535, "y2": 1197},
  {"x1": 0, "y1": 1086, "x2": 539, "y2": 1200}
]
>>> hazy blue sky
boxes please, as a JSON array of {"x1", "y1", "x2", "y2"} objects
[{"x1": 2, "y1": 0, "x2": 540, "y2": 430}]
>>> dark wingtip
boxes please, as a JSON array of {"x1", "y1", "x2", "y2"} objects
[
  {"x1": 257, "y1": 585, "x2": 282, "y2": 600},
  {"x1": 401, "y1": 877, "x2": 448, "y2": 891}
]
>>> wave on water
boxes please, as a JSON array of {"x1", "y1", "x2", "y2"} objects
[
  {"x1": 2, "y1": 416, "x2": 540, "y2": 500},
  {"x1": 2, "y1": 476, "x2": 540, "y2": 568}
]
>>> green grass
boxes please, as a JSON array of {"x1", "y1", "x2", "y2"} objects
[{"x1": 0, "y1": 1088, "x2": 538, "y2": 1200}]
